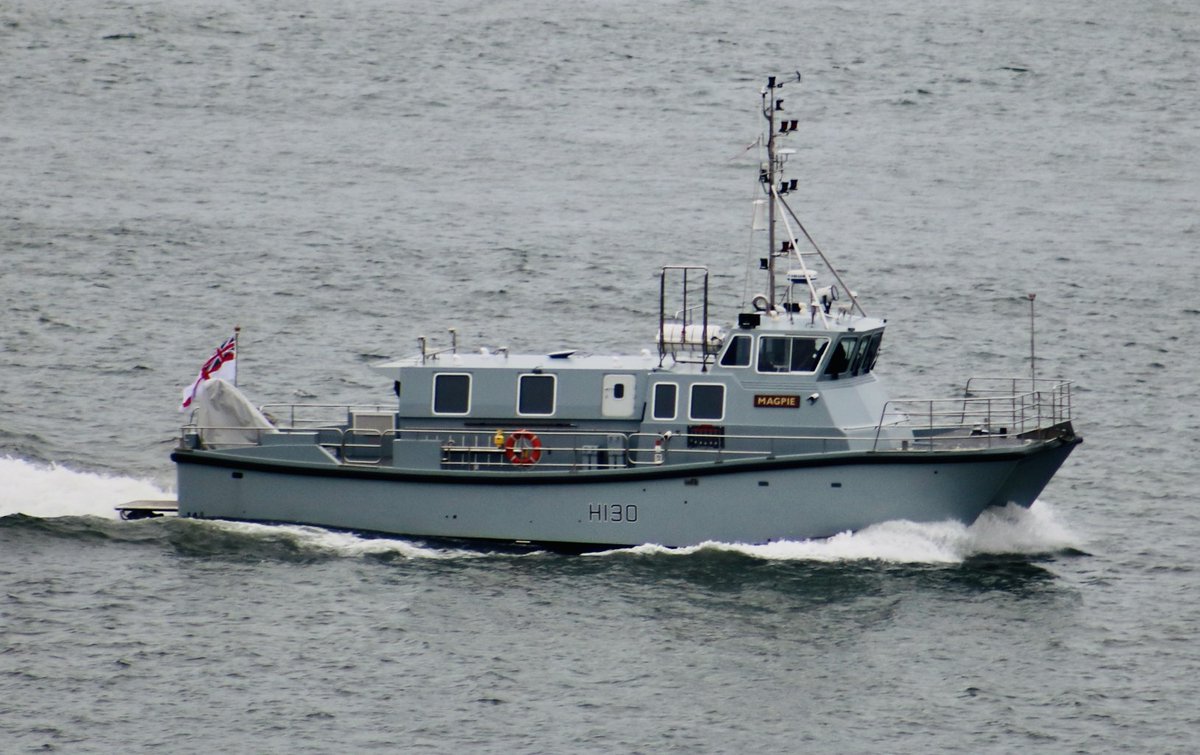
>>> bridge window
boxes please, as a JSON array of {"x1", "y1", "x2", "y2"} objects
[
  {"x1": 824, "y1": 337, "x2": 859, "y2": 379},
  {"x1": 756, "y1": 336, "x2": 829, "y2": 374},
  {"x1": 849, "y1": 337, "x2": 871, "y2": 374},
  {"x1": 518, "y1": 374, "x2": 556, "y2": 416},
  {"x1": 652, "y1": 383, "x2": 678, "y2": 420},
  {"x1": 689, "y1": 383, "x2": 725, "y2": 421},
  {"x1": 432, "y1": 373, "x2": 471, "y2": 415},
  {"x1": 861, "y1": 332, "x2": 883, "y2": 373},
  {"x1": 719, "y1": 334, "x2": 753, "y2": 367},
  {"x1": 790, "y1": 337, "x2": 827, "y2": 372}
]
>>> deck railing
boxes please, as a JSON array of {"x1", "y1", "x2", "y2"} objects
[
  {"x1": 870, "y1": 377, "x2": 1073, "y2": 451},
  {"x1": 180, "y1": 377, "x2": 1074, "y2": 468}
]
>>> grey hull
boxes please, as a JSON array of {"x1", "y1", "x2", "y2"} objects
[{"x1": 173, "y1": 436, "x2": 1079, "y2": 548}]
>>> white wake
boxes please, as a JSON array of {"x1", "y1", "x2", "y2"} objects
[
  {"x1": 0, "y1": 456, "x2": 168, "y2": 520},
  {"x1": 609, "y1": 502, "x2": 1081, "y2": 563}
]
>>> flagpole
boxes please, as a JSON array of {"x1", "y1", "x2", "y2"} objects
[{"x1": 234, "y1": 325, "x2": 241, "y2": 387}]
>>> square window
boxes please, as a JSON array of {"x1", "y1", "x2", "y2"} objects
[
  {"x1": 790, "y1": 337, "x2": 828, "y2": 373},
  {"x1": 757, "y1": 337, "x2": 790, "y2": 372},
  {"x1": 518, "y1": 374, "x2": 556, "y2": 415},
  {"x1": 433, "y1": 374, "x2": 471, "y2": 414},
  {"x1": 653, "y1": 383, "x2": 677, "y2": 420},
  {"x1": 690, "y1": 384, "x2": 725, "y2": 421}
]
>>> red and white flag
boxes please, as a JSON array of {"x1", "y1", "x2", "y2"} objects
[{"x1": 180, "y1": 333, "x2": 238, "y2": 411}]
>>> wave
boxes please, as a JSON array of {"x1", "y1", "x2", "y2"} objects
[
  {"x1": 173, "y1": 520, "x2": 488, "y2": 561},
  {"x1": 165, "y1": 505, "x2": 1081, "y2": 565},
  {"x1": 0, "y1": 456, "x2": 168, "y2": 520},
  {"x1": 595, "y1": 502, "x2": 1082, "y2": 564}
]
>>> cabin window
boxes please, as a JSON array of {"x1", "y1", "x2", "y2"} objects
[
  {"x1": 613, "y1": 383, "x2": 625, "y2": 399},
  {"x1": 790, "y1": 337, "x2": 827, "y2": 373},
  {"x1": 757, "y1": 336, "x2": 790, "y2": 372},
  {"x1": 432, "y1": 373, "x2": 471, "y2": 415},
  {"x1": 689, "y1": 383, "x2": 725, "y2": 421},
  {"x1": 849, "y1": 337, "x2": 871, "y2": 375},
  {"x1": 863, "y1": 332, "x2": 883, "y2": 372},
  {"x1": 756, "y1": 336, "x2": 828, "y2": 374},
  {"x1": 824, "y1": 337, "x2": 859, "y2": 378},
  {"x1": 652, "y1": 383, "x2": 678, "y2": 420},
  {"x1": 517, "y1": 374, "x2": 556, "y2": 416},
  {"x1": 719, "y1": 334, "x2": 753, "y2": 367}
]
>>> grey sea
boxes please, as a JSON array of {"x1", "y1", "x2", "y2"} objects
[{"x1": 2, "y1": 0, "x2": 1197, "y2": 752}]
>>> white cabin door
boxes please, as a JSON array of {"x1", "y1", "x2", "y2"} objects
[{"x1": 601, "y1": 374, "x2": 636, "y2": 418}]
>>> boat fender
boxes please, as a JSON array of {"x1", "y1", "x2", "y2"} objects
[{"x1": 504, "y1": 429, "x2": 543, "y2": 465}]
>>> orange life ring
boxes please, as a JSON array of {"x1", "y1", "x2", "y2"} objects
[{"x1": 504, "y1": 429, "x2": 543, "y2": 465}]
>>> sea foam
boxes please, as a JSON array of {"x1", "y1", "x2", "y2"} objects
[
  {"x1": 610, "y1": 501, "x2": 1082, "y2": 563},
  {"x1": 0, "y1": 456, "x2": 167, "y2": 520}
]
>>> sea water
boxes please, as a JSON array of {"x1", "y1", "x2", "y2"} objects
[{"x1": 2, "y1": 0, "x2": 1198, "y2": 751}]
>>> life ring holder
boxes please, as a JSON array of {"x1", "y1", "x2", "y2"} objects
[{"x1": 504, "y1": 429, "x2": 543, "y2": 466}]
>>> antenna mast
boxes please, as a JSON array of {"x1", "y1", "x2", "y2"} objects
[
  {"x1": 761, "y1": 74, "x2": 802, "y2": 309},
  {"x1": 762, "y1": 76, "x2": 780, "y2": 308},
  {"x1": 1028, "y1": 293, "x2": 1037, "y2": 387}
]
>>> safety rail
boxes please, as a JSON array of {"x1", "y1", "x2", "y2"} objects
[
  {"x1": 258, "y1": 403, "x2": 397, "y2": 429},
  {"x1": 386, "y1": 427, "x2": 892, "y2": 470},
  {"x1": 178, "y1": 424, "x2": 276, "y2": 449},
  {"x1": 658, "y1": 265, "x2": 722, "y2": 369},
  {"x1": 871, "y1": 377, "x2": 1073, "y2": 452},
  {"x1": 181, "y1": 379, "x2": 1073, "y2": 467}
]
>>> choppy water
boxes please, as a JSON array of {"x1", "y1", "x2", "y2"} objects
[{"x1": 3, "y1": 0, "x2": 1198, "y2": 752}]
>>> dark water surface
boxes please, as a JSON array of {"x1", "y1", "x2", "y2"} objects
[{"x1": 3, "y1": 0, "x2": 1198, "y2": 752}]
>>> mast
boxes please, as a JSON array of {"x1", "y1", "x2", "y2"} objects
[
  {"x1": 757, "y1": 74, "x2": 866, "y2": 322},
  {"x1": 761, "y1": 75, "x2": 799, "y2": 309},
  {"x1": 763, "y1": 76, "x2": 779, "y2": 308}
]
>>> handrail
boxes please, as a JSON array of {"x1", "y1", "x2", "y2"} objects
[
  {"x1": 259, "y1": 403, "x2": 396, "y2": 429},
  {"x1": 183, "y1": 376, "x2": 1074, "y2": 467},
  {"x1": 871, "y1": 378, "x2": 1073, "y2": 451}
]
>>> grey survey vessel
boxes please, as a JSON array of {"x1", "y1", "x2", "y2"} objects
[{"x1": 166, "y1": 78, "x2": 1080, "y2": 548}]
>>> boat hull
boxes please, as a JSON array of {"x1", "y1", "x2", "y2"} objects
[{"x1": 172, "y1": 434, "x2": 1079, "y2": 548}]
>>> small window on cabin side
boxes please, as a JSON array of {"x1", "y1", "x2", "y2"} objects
[
  {"x1": 824, "y1": 337, "x2": 858, "y2": 377},
  {"x1": 613, "y1": 383, "x2": 625, "y2": 400},
  {"x1": 790, "y1": 337, "x2": 828, "y2": 373},
  {"x1": 720, "y1": 334, "x2": 752, "y2": 367},
  {"x1": 757, "y1": 336, "x2": 790, "y2": 372},
  {"x1": 433, "y1": 373, "x2": 471, "y2": 414},
  {"x1": 690, "y1": 384, "x2": 725, "y2": 421},
  {"x1": 653, "y1": 383, "x2": 677, "y2": 420},
  {"x1": 518, "y1": 374, "x2": 556, "y2": 415}
]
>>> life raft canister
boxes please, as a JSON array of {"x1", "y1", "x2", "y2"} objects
[{"x1": 504, "y1": 429, "x2": 543, "y2": 465}]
